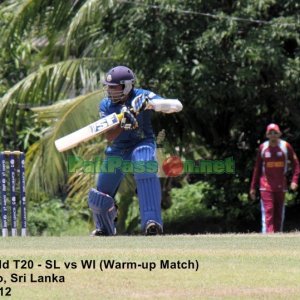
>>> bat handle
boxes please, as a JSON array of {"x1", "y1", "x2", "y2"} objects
[
  {"x1": 119, "y1": 106, "x2": 138, "y2": 117},
  {"x1": 117, "y1": 113, "x2": 124, "y2": 121},
  {"x1": 116, "y1": 109, "x2": 137, "y2": 121}
]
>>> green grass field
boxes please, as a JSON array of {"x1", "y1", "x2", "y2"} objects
[{"x1": 1, "y1": 234, "x2": 300, "y2": 299}]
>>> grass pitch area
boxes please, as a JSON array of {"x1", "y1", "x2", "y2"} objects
[{"x1": 1, "y1": 234, "x2": 300, "y2": 299}]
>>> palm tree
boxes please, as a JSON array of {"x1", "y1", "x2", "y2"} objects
[{"x1": 0, "y1": 0, "x2": 121, "y2": 200}]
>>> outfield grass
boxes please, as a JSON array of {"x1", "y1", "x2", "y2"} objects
[{"x1": 1, "y1": 234, "x2": 300, "y2": 299}]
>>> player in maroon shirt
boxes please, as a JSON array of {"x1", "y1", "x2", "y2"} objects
[{"x1": 250, "y1": 123, "x2": 300, "y2": 233}]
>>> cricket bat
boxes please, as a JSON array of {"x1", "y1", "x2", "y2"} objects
[
  {"x1": 54, "y1": 113, "x2": 123, "y2": 152},
  {"x1": 54, "y1": 98, "x2": 181, "y2": 152}
]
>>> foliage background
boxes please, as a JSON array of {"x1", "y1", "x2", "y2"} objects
[{"x1": 0, "y1": 0, "x2": 299, "y2": 235}]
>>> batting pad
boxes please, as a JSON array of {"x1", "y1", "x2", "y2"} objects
[
  {"x1": 88, "y1": 188, "x2": 117, "y2": 236},
  {"x1": 132, "y1": 144, "x2": 162, "y2": 230}
]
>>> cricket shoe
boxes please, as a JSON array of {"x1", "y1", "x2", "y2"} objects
[
  {"x1": 90, "y1": 227, "x2": 117, "y2": 237},
  {"x1": 90, "y1": 229, "x2": 107, "y2": 237},
  {"x1": 145, "y1": 221, "x2": 163, "y2": 236}
]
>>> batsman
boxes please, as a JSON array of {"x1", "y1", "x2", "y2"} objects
[{"x1": 88, "y1": 66, "x2": 183, "y2": 236}]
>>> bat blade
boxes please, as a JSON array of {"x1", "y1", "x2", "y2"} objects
[{"x1": 55, "y1": 113, "x2": 122, "y2": 152}]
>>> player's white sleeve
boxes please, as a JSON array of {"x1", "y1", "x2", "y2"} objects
[{"x1": 148, "y1": 98, "x2": 183, "y2": 113}]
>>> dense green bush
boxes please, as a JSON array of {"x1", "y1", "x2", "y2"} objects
[
  {"x1": 163, "y1": 181, "x2": 261, "y2": 233},
  {"x1": 27, "y1": 198, "x2": 90, "y2": 236}
]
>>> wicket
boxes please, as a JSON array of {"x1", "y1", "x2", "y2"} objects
[{"x1": 0, "y1": 151, "x2": 27, "y2": 237}]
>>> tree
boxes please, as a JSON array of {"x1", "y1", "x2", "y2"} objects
[{"x1": 1, "y1": 0, "x2": 299, "y2": 232}]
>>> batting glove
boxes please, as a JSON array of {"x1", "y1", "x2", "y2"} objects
[
  {"x1": 120, "y1": 107, "x2": 138, "y2": 130},
  {"x1": 131, "y1": 94, "x2": 148, "y2": 114}
]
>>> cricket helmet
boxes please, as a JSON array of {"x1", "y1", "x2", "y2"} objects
[{"x1": 103, "y1": 66, "x2": 135, "y2": 103}]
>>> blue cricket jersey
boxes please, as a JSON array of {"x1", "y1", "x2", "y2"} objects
[{"x1": 99, "y1": 88, "x2": 162, "y2": 149}]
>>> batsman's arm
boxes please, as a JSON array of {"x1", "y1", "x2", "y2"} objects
[
  {"x1": 102, "y1": 107, "x2": 138, "y2": 142},
  {"x1": 147, "y1": 98, "x2": 183, "y2": 113},
  {"x1": 131, "y1": 94, "x2": 183, "y2": 114},
  {"x1": 105, "y1": 126, "x2": 123, "y2": 142}
]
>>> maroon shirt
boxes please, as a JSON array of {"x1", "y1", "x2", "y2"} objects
[{"x1": 251, "y1": 139, "x2": 300, "y2": 192}]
